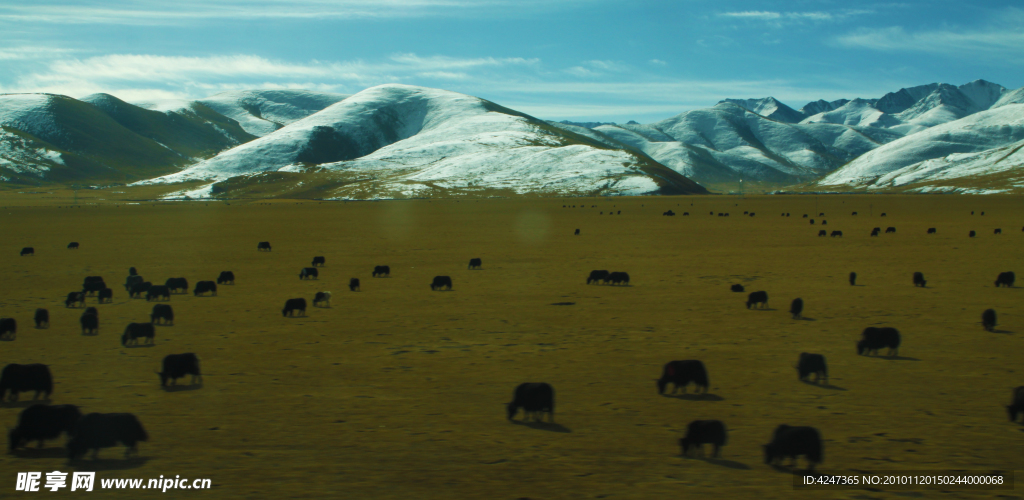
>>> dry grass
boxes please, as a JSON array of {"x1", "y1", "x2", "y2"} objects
[{"x1": 0, "y1": 191, "x2": 1022, "y2": 499}]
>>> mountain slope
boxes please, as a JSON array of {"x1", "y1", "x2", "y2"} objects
[
  {"x1": 141, "y1": 84, "x2": 704, "y2": 198},
  {"x1": 865, "y1": 138, "x2": 1024, "y2": 194}
]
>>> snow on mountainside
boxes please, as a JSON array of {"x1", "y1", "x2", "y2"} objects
[
  {"x1": 816, "y1": 104, "x2": 1024, "y2": 189},
  {"x1": 866, "y1": 139, "x2": 1024, "y2": 194},
  {"x1": 800, "y1": 98, "x2": 901, "y2": 129},
  {"x1": 140, "y1": 84, "x2": 703, "y2": 198},
  {"x1": 718, "y1": 97, "x2": 804, "y2": 123}
]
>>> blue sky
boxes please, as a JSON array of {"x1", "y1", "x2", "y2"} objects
[{"x1": 1, "y1": 0, "x2": 1022, "y2": 122}]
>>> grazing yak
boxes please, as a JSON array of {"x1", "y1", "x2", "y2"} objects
[
  {"x1": 880, "y1": 213, "x2": 887, "y2": 217},
  {"x1": 746, "y1": 291, "x2": 768, "y2": 309},
  {"x1": 764, "y1": 425, "x2": 823, "y2": 470},
  {"x1": 851, "y1": 212, "x2": 857, "y2": 216},
  {"x1": 969, "y1": 230, "x2": 976, "y2": 237},
  {"x1": 151, "y1": 304, "x2": 173, "y2": 325},
  {"x1": 858, "y1": 327, "x2": 901, "y2": 356},
  {"x1": 67, "y1": 413, "x2": 148, "y2": 460},
  {"x1": 574, "y1": 229, "x2": 580, "y2": 235},
  {"x1": 349, "y1": 278, "x2": 360, "y2": 291},
  {"x1": 994, "y1": 228, "x2": 1002, "y2": 234},
  {"x1": 468, "y1": 258, "x2": 482, "y2": 269},
  {"x1": 849, "y1": 272, "x2": 857, "y2": 286},
  {"x1": 0, "y1": 317, "x2": 16, "y2": 340},
  {"x1": 34, "y1": 308, "x2": 49, "y2": 328},
  {"x1": 821, "y1": 220, "x2": 827, "y2": 225},
  {"x1": 165, "y1": 277, "x2": 188, "y2": 294},
  {"x1": 124, "y1": 274, "x2": 144, "y2": 292},
  {"x1": 257, "y1": 241, "x2": 272, "y2": 251},
  {"x1": 97, "y1": 288, "x2": 113, "y2": 303},
  {"x1": 606, "y1": 271, "x2": 630, "y2": 285},
  {"x1": 146, "y1": 285, "x2": 171, "y2": 301},
  {"x1": 797, "y1": 353, "x2": 828, "y2": 384},
  {"x1": 830, "y1": 230, "x2": 842, "y2": 237},
  {"x1": 663, "y1": 210, "x2": 675, "y2": 216},
  {"x1": 870, "y1": 228, "x2": 880, "y2": 237},
  {"x1": 129, "y1": 281, "x2": 152, "y2": 298},
  {"x1": 312, "y1": 256, "x2": 326, "y2": 267},
  {"x1": 158, "y1": 353, "x2": 201, "y2": 387},
  {"x1": 730, "y1": 284, "x2": 745, "y2": 293},
  {"x1": 300, "y1": 267, "x2": 319, "y2": 280},
  {"x1": 817, "y1": 230, "x2": 827, "y2": 237},
  {"x1": 790, "y1": 298, "x2": 804, "y2": 319},
  {"x1": 0, "y1": 364, "x2": 52, "y2": 401},
  {"x1": 9, "y1": 404, "x2": 81, "y2": 451},
  {"x1": 913, "y1": 272, "x2": 927, "y2": 287},
  {"x1": 885, "y1": 227, "x2": 896, "y2": 233},
  {"x1": 809, "y1": 219, "x2": 815, "y2": 225},
  {"x1": 313, "y1": 291, "x2": 332, "y2": 307},
  {"x1": 82, "y1": 277, "x2": 106, "y2": 295},
  {"x1": 506, "y1": 383, "x2": 555, "y2": 422},
  {"x1": 65, "y1": 292, "x2": 86, "y2": 308},
  {"x1": 927, "y1": 227, "x2": 936, "y2": 234},
  {"x1": 372, "y1": 265, "x2": 390, "y2": 277},
  {"x1": 194, "y1": 281, "x2": 217, "y2": 296},
  {"x1": 217, "y1": 271, "x2": 235, "y2": 285},
  {"x1": 1007, "y1": 386, "x2": 1024, "y2": 423},
  {"x1": 20, "y1": 247, "x2": 34, "y2": 256},
  {"x1": 679, "y1": 420, "x2": 727, "y2": 458},
  {"x1": 431, "y1": 276, "x2": 453, "y2": 291},
  {"x1": 587, "y1": 270, "x2": 610, "y2": 284},
  {"x1": 657, "y1": 360, "x2": 709, "y2": 394},
  {"x1": 982, "y1": 309, "x2": 997, "y2": 332},
  {"x1": 67, "y1": 242, "x2": 79, "y2": 249},
  {"x1": 121, "y1": 323, "x2": 155, "y2": 347},
  {"x1": 80, "y1": 313, "x2": 99, "y2": 335},
  {"x1": 282, "y1": 298, "x2": 307, "y2": 317},
  {"x1": 995, "y1": 272, "x2": 1015, "y2": 288}
]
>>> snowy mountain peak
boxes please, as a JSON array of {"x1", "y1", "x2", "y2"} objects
[{"x1": 718, "y1": 97, "x2": 804, "y2": 123}]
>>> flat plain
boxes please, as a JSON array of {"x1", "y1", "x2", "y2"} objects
[{"x1": 0, "y1": 190, "x2": 1021, "y2": 499}]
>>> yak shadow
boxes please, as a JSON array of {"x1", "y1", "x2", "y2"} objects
[
  {"x1": 749, "y1": 307, "x2": 776, "y2": 312},
  {"x1": 800, "y1": 379, "x2": 846, "y2": 391},
  {"x1": 122, "y1": 343, "x2": 155, "y2": 349},
  {"x1": 0, "y1": 398, "x2": 52, "y2": 408},
  {"x1": 12, "y1": 447, "x2": 68, "y2": 459},
  {"x1": 510, "y1": 420, "x2": 571, "y2": 433},
  {"x1": 797, "y1": 317, "x2": 817, "y2": 321},
  {"x1": 69, "y1": 456, "x2": 150, "y2": 471},
  {"x1": 162, "y1": 383, "x2": 202, "y2": 392},
  {"x1": 663, "y1": 393, "x2": 724, "y2": 401},
  {"x1": 768, "y1": 463, "x2": 818, "y2": 474},
  {"x1": 0, "y1": 337, "x2": 15, "y2": 341},
  {"x1": 698, "y1": 457, "x2": 751, "y2": 470},
  {"x1": 991, "y1": 329, "x2": 1013, "y2": 334}
]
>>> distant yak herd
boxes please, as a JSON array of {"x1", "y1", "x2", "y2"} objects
[{"x1": 4, "y1": 206, "x2": 1021, "y2": 468}]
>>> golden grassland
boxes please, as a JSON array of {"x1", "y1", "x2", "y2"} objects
[{"x1": 0, "y1": 189, "x2": 1022, "y2": 499}]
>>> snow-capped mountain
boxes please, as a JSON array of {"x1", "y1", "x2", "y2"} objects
[
  {"x1": 141, "y1": 84, "x2": 703, "y2": 198},
  {"x1": 718, "y1": 97, "x2": 804, "y2": 123}
]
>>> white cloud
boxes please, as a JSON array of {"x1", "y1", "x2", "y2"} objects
[
  {"x1": 718, "y1": 9, "x2": 872, "y2": 25},
  {"x1": 836, "y1": 25, "x2": 1024, "y2": 56},
  {"x1": 649, "y1": 59, "x2": 667, "y2": 66}
]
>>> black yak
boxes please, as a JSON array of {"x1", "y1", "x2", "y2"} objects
[
  {"x1": 158, "y1": 353, "x2": 201, "y2": 387},
  {"x1": 0, "y1": 317, "x2": 15, "y2": 340},
  {"x1": 313, "y1": 291, "x2": 332, "y2": 307},
  {"x1": 830, "y1": 230, "x2": 842, "y2": 237},
  {"x1": 506, "y1": 383, "x2": 555, "y2": 422},
  {"x1": 0, "y1": 364, "x2": 52, "y2": 401},
  {"x1": 994, "y1": 228, "x2": 1002, "y2": 234},
  {"x1": 817, "y1": 230, "x2": 827, "y2": 237},
  {"x1": 679, "y1": 420, "x2": 727, "y2": 458},
  {"x1": 193, "y1": 281, "x2": 217, "y2": 296},
  {"x1": 797, "y1": 353, "x2": 827, "y2": 384},
  {"x1": 34, "y1": 308, "x2": 49, "y2": 328},
  {"x1": 82, "y1": 277, "x2": 106, "y2": 295},
  {"x1": 468, "y1": 258, "x2": 482, "y2": 269},
  {"x1": 606, "y1": 271, "x2": 630, "y2": 285},
  {"x1": 1007, "y1": 386, "x2": 1024, "y2": 423},
  {"x1": 80, "y1": 313, "x2": 98, "y2": 335},
  {"x1": 657, "y1": 360, "x2": 709, "y2": 394},
  {"x1": 128, "y1": 266, "x2": 138, "y2": 276},
  {"x1": 858, "y1": 327, "x2": 900, "y2": 356},
  {"x1": 849, "y1": 272, "x2": 857, "y2": 286},
  {"x1": 151, "y1": 304, "x2": 173, "y2": 325},
  {"x1": 927, "y1": 227, "x2": 936, "y2": 234},
  {"x1": 65, "y1": 291, "x2": 86, "y2": 308},
  {"x1": 587, "y1": 270, "x2": 610, "y2": 284},
  {"x1": 969, "y1": 230, "x2": 976, "y2": 237},
  {"x1": 372, "y1": 265, "x2": 390, "y2": 277},
  {"x1": 982, "y1": 309, "x2": 997, "y2": 332},
  {"x1": 995, "y1": 272, "x2": 1015, "y2": 288},
  {"x1": 217, "y1": 271, "x2": 235, "y2": 285},
  {"x1": 885, "y1": 227, "x2": 896, "y2": 233},
  {"x1": 870, "y1": 228, "x2": 880, "y2": 237},
  {"x1": 790, "y1": 298, "x2": 804, "y2": 319},
  {"x1": 124, "y1": 274, "x2": 144, "y2": 292},
  {"x1": 20, "y1": 247, "x2": 34, "y2": 256},
  {"x1": 312, "y1": 256, "x2": 326, "y2": 267},
  {"x1": 764, "y1": 425, "x2": 823, "y2": 470},
  {"x1": 97, "y1": 288, "x2": 113, "y2": 303},
  {"x1": 121, "y1": 323, "x2": 155, "y2": 347},
  {"x1": 431, "y1": 276, "x2": 453, "y2": 291},
  {"x1": 663, "y1": 210, "x2": 675, "y2": 216},
  {"x1": 299, "y1": 267, "x2": 319, "y2": 280},
  {"x1": 8, "y1": 404, "x2": 81, "y2": 451},
  {"x1": 746, "y1": 291, "x2": 768, "y2": 309},
  {"x1": 129, "y1": 281, "x2": 152, "y2": 298},
  {"x1": 349, "y1": 278, "x2": 360, "y2": 291},
  {"x1": 146, "y1": 285, "x2": 171, "y2": 301},
  {"x1": 913, "y1": 272, "x2": 926, "y2": 287},
  {"x1": 67, "y1": 242, "x2": 79, "y2": 249},
  {"x1": 67, "y1": 413, "x2": 148, "y2": 460},
  {"x1": 282, "y1": 298, "x2": 307, "y2": 317},
  {"x1": 164, "y1": 277, "x2": 188, "y2": 294},
  {"x1": 257, "y1": 241, "x2": 272, "y2": 251},
  {"x1": 574, "y1": 228, "x2": 580, "y2": 235},
  {"x1": 730, "y1": 284, "x2": 745, "y2": 293}
]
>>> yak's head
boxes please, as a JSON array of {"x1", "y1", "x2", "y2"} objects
[
  {"x1": 281, "y1": 308, "x2": 288, "y2": 317},
  {"x1": 656, "y1": 378, "x2": 668, "y2": 395},
  {"x1": 763, "y1": 444, "x2": 776, "y2": 464},
  {"x1": 856, "y1": 340, "x2": 868, "y2": 355},
  {"x1": 121, "y1": 333, "x2": 129, "y2": 347},
  {"x1": 8, "y1": 428, "x2": 24, "y2": 452},
  {"x1": 158, "y1": 371, "x2": 168, "y2": 387},
  {"x1": 678, "y1": 437, "x2": 691, "y2": 455},
  {"x1": 1009, "y1": 405, "x2": 1020, "y2": 422},
  {"x1": 505, "y1": 403, "x2": 519, "y2": 420}
]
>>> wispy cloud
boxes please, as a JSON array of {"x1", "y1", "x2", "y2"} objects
[
  {"x1": 0, "y1": 46, "x2": 84, "y2": 61},
  {"x1": 836, "y1": 25, "x2": 1024, "y2": 57},
  {"x1": 718, "y1": 9, "x2": 872, "y2": 25}
]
